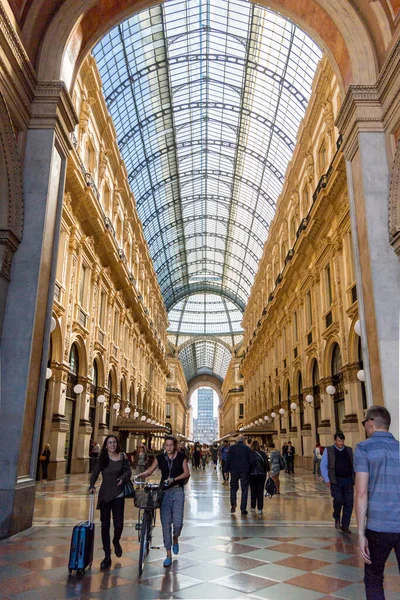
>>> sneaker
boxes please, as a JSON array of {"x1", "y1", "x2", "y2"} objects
[
  {"x1": 163, "y1": 557, "x2": 172, "y2": 567},
  {"x1": 172, "y1": 542, "x2": 179, "y2": 555},
  {"x1": 258, "y1": 509, "x2": 263, "y2": 515}
]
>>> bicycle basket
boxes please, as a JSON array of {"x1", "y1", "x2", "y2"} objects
[{"x1": 133, "y1": 487, "x2": 161, "y2": 509}]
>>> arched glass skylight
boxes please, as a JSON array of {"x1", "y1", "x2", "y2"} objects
[
  {"x1": 168, "y1": 294, "x2": 243, "y2": 336},
  {"x1": 93, "y1": 0, "x2": 322, "y2": 381},
  {"x1": 179, "y1": 340, "x2": 232, "y2": 382}
]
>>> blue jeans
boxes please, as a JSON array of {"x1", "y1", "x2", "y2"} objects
[
  {"x1": 330, "y1": 477, "x2": 354, "y2": 528},
  {"x1": 364, "y1": 529, "x2": 400, "y2": 600},
  {"x1": 160, "y1": 486, "x2": 184, "y2": 551}
]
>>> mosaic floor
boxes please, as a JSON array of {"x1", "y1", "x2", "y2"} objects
[{"x1": 0, "y1": 465, "x2": 399, "y2": 599}]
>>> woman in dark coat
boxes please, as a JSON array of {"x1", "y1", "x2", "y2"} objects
[
  {"x1": 89, "y1": 435, "x2": 132, "y2": 570},
  {"x1": 40, "y1": 443, "x2": 51, "y2": 481},
  {"x1": 249, "y1": 440, "x2": 270, "y2": 514}
]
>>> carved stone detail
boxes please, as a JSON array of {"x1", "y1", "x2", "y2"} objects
[{"x1": 389, "y1": 140, "x2": 400, "y2": 257}]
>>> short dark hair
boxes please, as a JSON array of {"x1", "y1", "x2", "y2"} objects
[
  {"x1": 269, "y1": 442, "x2": 275, "y2": 448},
  {"x1": 288, "y1": 441, "x2": 292, "y2": 445},
  {"x1": 164, "y1": 435, "x2": 178, "y2": 449},
  {"x1": 363, "y1": 405, "x2": 391, "y2": 430},
  {"x1": 334, "y1": 432, "x2": 345, "y2": 440}
]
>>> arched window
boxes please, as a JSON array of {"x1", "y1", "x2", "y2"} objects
[
  {"x1": 287, "y1": 382, "x2": 292, "y2": 430},
  {"x1": 298, "y1": 372, "x2": 304, "y2": 429},
  {"x1": 312, "y1": 360, "x2": 321, "y2": 444},
  {"x1": 331, "y1": 343, "x2": 342, "y2": 375},
  {"x1": 331, "y1": 343, "x2": 345, "y2": 431},
  {"x1": 358, "y1": 338, "x2": 367, "y2": 411},
  {"x1": 90, "y1": 361, "x2": 98, "y2": 432},
  {"x1": 69, "y1": 344, "x2": 79, "y2": 375}
]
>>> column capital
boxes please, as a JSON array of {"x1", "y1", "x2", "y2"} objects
[
  {"x1": 30, "y1": 81, "x2": 79, "y2": 156},
  {"x1": 336, "y1": 85, "x2": 383, "y2": 160}
]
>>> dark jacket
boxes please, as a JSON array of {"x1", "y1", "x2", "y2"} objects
[
  {"x1": 225, "y1": 441, "x2": 255, "y2": 474},
  {"x1": 327, "y1": 445, "x2": 354, "y2": 484},
  {"x1": 250, "y1": 450, "x2": 270, "y2": 475}
]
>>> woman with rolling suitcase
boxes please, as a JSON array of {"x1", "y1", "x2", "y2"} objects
[{"x1": 89, "y1": 435, "x2": 132, "y2": 570}]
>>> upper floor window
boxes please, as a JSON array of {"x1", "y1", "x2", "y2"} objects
[
  {"x1": 239, "y1": 403, "x2": 244, "y2": 418},
  {"x1": 79, "y1": 264, "x2": 87, "y2": 306},
  {"x1": 325, "y1": 263, "x2": 333, "y2": 308},
  {"x1": 293, "y1": 311, "x2": 299, "y2": 343},
  {"x1": 306, "y1": 290, "x2": 313, "y2": 329},
  {"x1": 99, "y1": 290, "x2": 106, "y2": 329}
]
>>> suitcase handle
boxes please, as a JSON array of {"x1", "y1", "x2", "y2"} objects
[{"x1": 89, "y1": 491, "x2": 95, "y2": 524}]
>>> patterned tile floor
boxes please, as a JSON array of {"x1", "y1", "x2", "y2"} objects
[{"x1": 0, "y1": 466, "x2": 399, "y2": 599}]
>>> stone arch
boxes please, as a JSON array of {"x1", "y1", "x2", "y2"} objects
[
  {"x1": 0, "y1": 92, "x2": 23, "y2": 336},
  {"x1": 187, "y1": 375, "x2": 222, "y2": 406},
  {"x1": 305, "y1": 352, "x2": 319, "y2": 388},
  {"x1": 322, "y1": 336, "x2": 342, "y2": 378},
  {"x1": 32, "y1": 0, "x2": 381, "y2": 96},
  {"x1": 178, "y1": 335, "x2": 233, "y2": 354},
  {"x1": 389, "y1": 139, "x2": 400, "y2": 257},
  {"x1": 92, "y1": 351, "x2": 106, "y2": 388},
  {"x1": 348, "y1": 315, "x2": 361, "y2": 364}
]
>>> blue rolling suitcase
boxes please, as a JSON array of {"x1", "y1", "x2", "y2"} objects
[{"x1": 68, "y1": 493, "x2": 95, "y2": 575}]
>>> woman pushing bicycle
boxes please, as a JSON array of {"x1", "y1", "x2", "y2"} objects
[{"x1": 138, "y1": 435, "x2": 190, "y2": 567}]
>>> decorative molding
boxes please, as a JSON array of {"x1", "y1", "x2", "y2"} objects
[{"x1": 389, "y1": 140, "x2": 400, "y2": 257}]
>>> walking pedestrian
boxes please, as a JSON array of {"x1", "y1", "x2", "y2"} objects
[
  {"x1": 211, "y1": 445, "x2": 218, "y2": 470},
  {"x1": 281, "y1": 442, "x2": 289, "y2": 473},
  {"x1": 354, "y1": 405, "x2": 400, "y2": 600},
  {"x1": 286, "y1": 441, "x2": 295, "y2": 474},
  {"x1": 139, "y1": 435, "x2": 190, "y2": 568},
  {"x1": 89, "y1": 435, "x2": 132, "y2": 570},
  {"x1": 220, "y1": 440, "x2": 230, "y2": 484},
  {"x1": 39, "y1": 443, "x2": 51, "y2": 481},
  {"x1": 268, "y1": 443, "x2": 282, "y2": 494},
  {"x1": 320, "y1": 432, "x2": 354, "y2": 533},
  {"x1": 193, "y1": 443, "x2": 201, "y2": 469},
  {"x1": 133, "y1": 444, "x2": 148, "y2": 475},
  {"x1": 249, "y1": 440, "x2": 269, "y2": 514},
  {"x1": 312, "y1": 443, "x2": 320, "y2": 475},
  {"x1": 225, "y1": 434, "x2": 255, "y2": 515}
]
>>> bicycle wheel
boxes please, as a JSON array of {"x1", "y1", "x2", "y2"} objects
[{"x1": 138, "y1": 511, "x2": 151, "y2": 576}]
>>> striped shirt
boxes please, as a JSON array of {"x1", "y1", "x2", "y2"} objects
[{"x1": 354, "y1": 431, "x2": 400, "y2": 533}]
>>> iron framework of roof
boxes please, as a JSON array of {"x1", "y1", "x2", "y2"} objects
[{"x1": 93, "y1": 0, "x2": 321, "y2": 381}]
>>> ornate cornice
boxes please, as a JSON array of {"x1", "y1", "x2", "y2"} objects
[{"x1": 30, "y1": 81, "x2": 79, "y2": 155}]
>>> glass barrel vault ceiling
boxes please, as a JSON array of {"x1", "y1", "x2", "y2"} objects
[{"x1": 93, "y1": 0, "x2": 321, "y2": 381}]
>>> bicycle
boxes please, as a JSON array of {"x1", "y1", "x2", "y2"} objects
[{"x1": 132, "y1": 479, "x2": 162, "y2": 575}]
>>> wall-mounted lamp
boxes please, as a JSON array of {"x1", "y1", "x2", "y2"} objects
[
  {"x1": 357, "y1": 370, "x2": 365, "y2": 382},
  {"x1": 74, "y1": 384, "x2": 84, "y2": 395},
  {"x1": 326, "y1": 385, "x2": 336, "y2": 396},
  {"x1": 290, "y1": 402, "x2": 299, "y2": 414},
  {"x1": 113, "y1": 402, "x2": 120, "y2": 411},
  {"x1": 354, "y1": 320, "x2": 361, "y2": 336},
  {"x1": 46, "y1": 368, "x2": 52, "y2": 380},
  {"x1": 97, "y1": 394, "x2": 106, "y2": 404}
]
